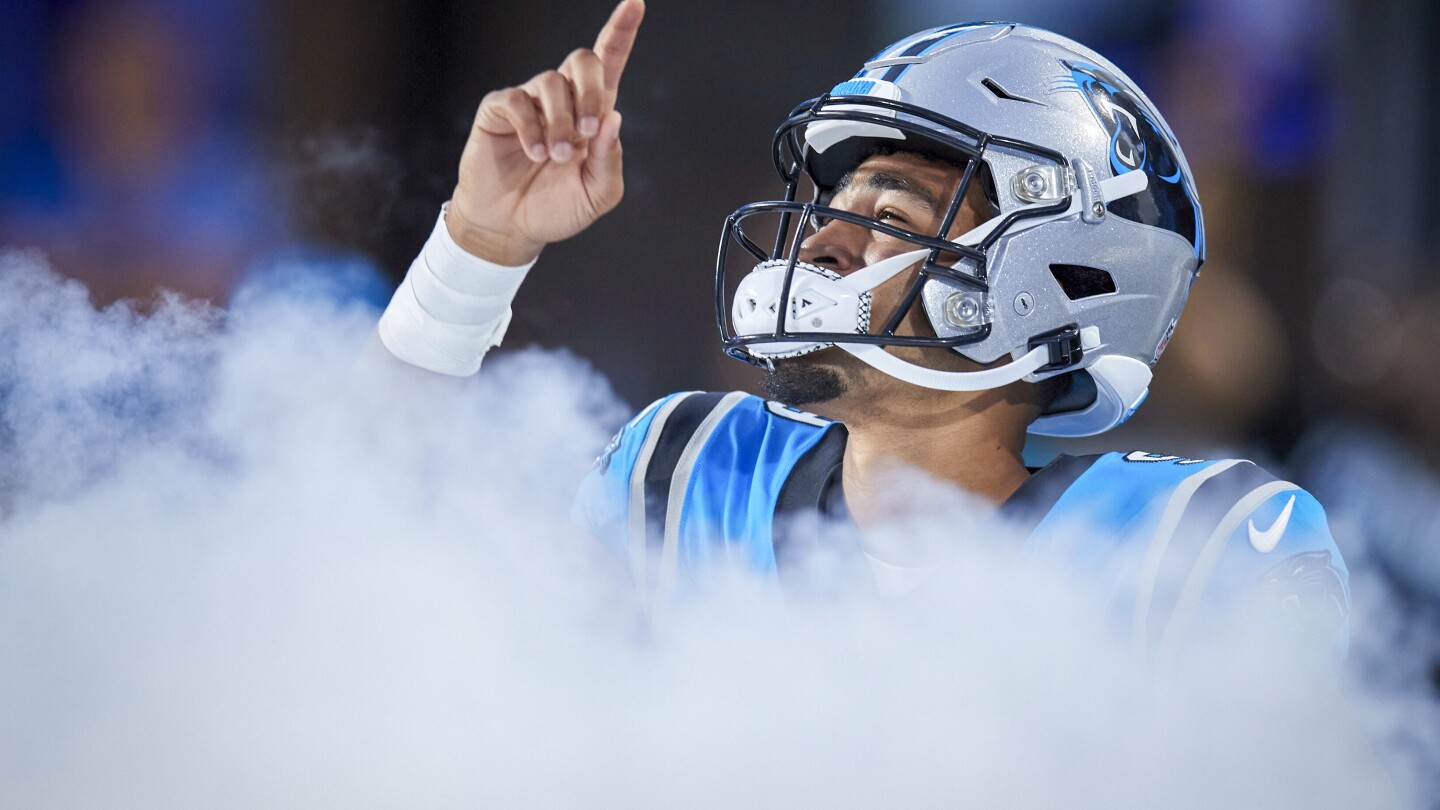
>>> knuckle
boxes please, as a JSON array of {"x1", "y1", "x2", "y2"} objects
[
  {"x1": 479, "y1": 89, "x2": 506, "y2": 111},
  {"x1": 504, "y1": 87, "x2": 528, "y2": 103}
]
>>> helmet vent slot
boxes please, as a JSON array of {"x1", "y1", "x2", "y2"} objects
[
  {"x1": 1049, "y1": 264, "x2": 1116, "y2": 299},
  {"x1": 980, "y1": 77, "x2": 1043, "y2": 106}
]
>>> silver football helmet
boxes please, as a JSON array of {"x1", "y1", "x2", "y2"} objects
[{"x1": 716, "y1": 22, "x2": 1205, "y2": 436}]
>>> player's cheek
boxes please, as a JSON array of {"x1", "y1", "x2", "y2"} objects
[
  {"x1": 860, "y1": 234, "x2": 911, "y2": 269},
  {"x1": 866, "y1": 268, "x2": 927, "y2": 337},
  {"x1": 898, "y1": 287, "x2": 940, "y2": 339}
]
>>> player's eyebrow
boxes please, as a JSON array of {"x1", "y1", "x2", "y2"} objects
[{"x1": 833, "y1": 169, "x2": 943, "y2": 215}]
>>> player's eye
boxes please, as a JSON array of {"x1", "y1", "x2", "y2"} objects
[{"x1": 876, "y1": 208, "x2": 910, "y2": 226}]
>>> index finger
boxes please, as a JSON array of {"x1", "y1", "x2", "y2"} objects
[{"x1": 593, "y1": 0, "x2": 645, "y2": 91}]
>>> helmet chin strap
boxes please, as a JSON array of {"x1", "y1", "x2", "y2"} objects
[{"x1": 838, "y1": 342, "x2": 1052, "y2": 391}]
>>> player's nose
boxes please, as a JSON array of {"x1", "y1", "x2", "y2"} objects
[{"x1": 797, "y1": 219, "x2": 865, "y2": 275}]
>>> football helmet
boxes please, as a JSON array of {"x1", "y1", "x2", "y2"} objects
[{"x1": 716, "y1": 22, "x2": 1205, "y2": 436}]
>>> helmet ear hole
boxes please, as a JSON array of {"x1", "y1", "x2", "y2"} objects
[{"x1": 1049, "y1": 264, "x2": 1116, "y2": 300}]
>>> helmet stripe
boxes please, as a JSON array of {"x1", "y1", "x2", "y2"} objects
[
  {"x1": 870, "y1": 23, "x2": 974, "y2": 63},
  {"x1": 865, "y1": 23, "x2": 1008, "y2": 83}
]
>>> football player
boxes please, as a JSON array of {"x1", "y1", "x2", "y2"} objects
[{"x1": 375, "y1": 0, "x2": 1348, "y2": 655}]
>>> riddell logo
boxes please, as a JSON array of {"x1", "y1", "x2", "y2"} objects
[{"x1": 1155, "y1": 317, "x2": 1178, "y2": 360}]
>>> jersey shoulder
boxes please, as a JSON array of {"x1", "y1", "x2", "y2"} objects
[
  {"x1": 1040, "y1": 450, "x2": 1350, "y2": 655},
  {"x1": 1049, "y1": 449, "x2": 1345, "y2": 565}
]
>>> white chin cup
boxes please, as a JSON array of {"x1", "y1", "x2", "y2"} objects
[
  {"x1": 732, "y1": 259, "x2": 892, "y2": 360},
  {"x1": 731, "y1": 248, "x2": 937, "y2": 359}
]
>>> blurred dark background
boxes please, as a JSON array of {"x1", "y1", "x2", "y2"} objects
[
  {"x1": 3, "y1": 0, "x2": 1440, "y2": 678},
  {"x1": 5, "y1": 0, "x2": 1439, "y2": 456}
]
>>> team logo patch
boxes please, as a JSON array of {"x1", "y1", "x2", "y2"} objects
[
  {"x1": 1256, "y1": 550, "x2": 1350, "y2": 640},
  {"x1": 1050, "y1": 61, "x2": 1204, "y2": 258}
]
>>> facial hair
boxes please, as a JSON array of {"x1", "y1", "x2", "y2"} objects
[{"x1": 760, "y1": 355, "x2": 850, "y2": 406}]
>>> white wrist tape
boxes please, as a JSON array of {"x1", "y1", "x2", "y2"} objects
[{"x1": 377, "y1": 206, "x2": 536, "y2": 376}]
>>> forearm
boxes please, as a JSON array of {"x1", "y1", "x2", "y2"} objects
[{"x1": 375, "y1": 205, "x2": 536, "y2": 376}]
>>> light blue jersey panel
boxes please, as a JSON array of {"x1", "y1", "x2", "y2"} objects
[
  {"x1": 675, "y1": 397, "x2": 835, "y2": 578},
  {"x1": 1025, "y1": 452, "x2": 1229, "y2": 563},
  {"x1": 1020, "y1": 453, "x2": 1225, "y2": 623},
  {"x1": 573, "y1": 393, "x2": 835, "y2": 589}
]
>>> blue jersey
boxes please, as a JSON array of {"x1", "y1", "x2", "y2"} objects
[{"x1": 573, "y1": 391, "x2": 1350, "y2": 653}]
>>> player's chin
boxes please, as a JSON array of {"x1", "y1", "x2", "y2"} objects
[{"x1": 760, "y1": 350, "x2": 851, "y2": 407}]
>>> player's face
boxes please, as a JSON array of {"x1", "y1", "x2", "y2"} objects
[{"x1": 762, "y1": 151, "x2": 994, "y2": 411}]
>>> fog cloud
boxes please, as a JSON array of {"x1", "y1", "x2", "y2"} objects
[{"x1": 0, "y1": 252, "x2": 1432, "y2": 808}]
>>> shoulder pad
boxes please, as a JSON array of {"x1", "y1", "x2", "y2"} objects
[{"x1": 1116, "y1": 453, "x2": 1348, "y2": 660}]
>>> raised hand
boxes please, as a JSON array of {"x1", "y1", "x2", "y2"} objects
[{"x1": 445, "y1": 0, "x2": 645, "y2": 266}]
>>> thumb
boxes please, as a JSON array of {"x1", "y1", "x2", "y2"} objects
[{"x1": 582, "y1": 110, "x2": 625, "y2": 210}]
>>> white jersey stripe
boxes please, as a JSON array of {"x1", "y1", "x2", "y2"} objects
[
  {"x1": 626, "y1": 393, "x2": 696, "y2": 611},
  {"x1": 654, "y1": 392, "x2": 749, "y2": 621},
  {"x1": 1132, "y1": 459, "x2": 1246, "y2": 658}
]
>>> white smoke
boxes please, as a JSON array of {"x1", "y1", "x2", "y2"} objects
[{"x1": 0, "y1": 250, "x2": 1432, "y2": 808}]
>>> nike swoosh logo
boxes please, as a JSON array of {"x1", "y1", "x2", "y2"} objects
[
  {"x1": 1248, "y1": 494, "x2": 1296, "y2": 553},
  {"x1": 1124, "y1": 451, "x2": 1207, "y2": 465}
]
